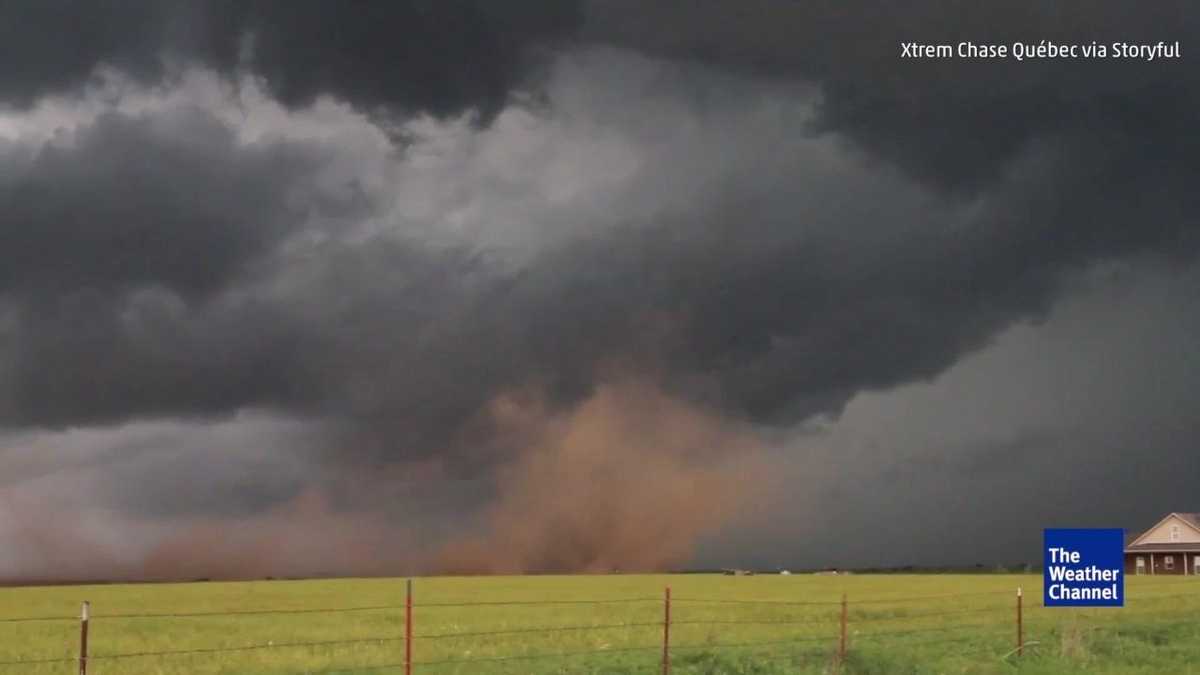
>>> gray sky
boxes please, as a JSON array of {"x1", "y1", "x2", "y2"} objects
[{"x1": 0, "y1": 1, "x2": 1197, "y2": 579}]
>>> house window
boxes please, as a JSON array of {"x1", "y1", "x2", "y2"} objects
[
  {"x1": 1171, "y1": 524, "x2": 1181, "y2": 542},
  {"x1": 1165, "y1": 555, "x2": 1175, "y2": 570},
  {"x1": 1136, "y1": 557, "x2": 1146, "y2": 575}
]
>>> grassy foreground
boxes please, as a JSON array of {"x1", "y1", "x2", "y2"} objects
[{"x1": 2, "y1": 574, "x2": 1199, "y2": 674}]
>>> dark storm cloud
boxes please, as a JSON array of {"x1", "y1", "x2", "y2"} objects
[
  {"x1": 0, "y1": 0, "x2": 581, "y2": 121},
  {"x1": 0, "y1": 1, "x2": 209, "y2": 108},
  {"x1": 506, "y1": 128, "x2": 1199, "y2": 429},
  {"x1": 6, "y1": 0, "x2": 1192, "y2": 190},
  {"x1": 0, "y1": 104, "x2": 375, "y2": 428},
  {"x1": 2, "y1": 288, "x2": 304, "y2": 427},
  {"x1": 586, "y1": 0, "x2": 1199, "y2": 189},
  {"x1": 2, "y1": 32, "x2": 1199, "y2": 448},
  {"x1": 238, "y1": 1, "x2": 581, "y2": 120},
  {"x1": 0, "y1": 107, "x2": 334, "y2": 297}
]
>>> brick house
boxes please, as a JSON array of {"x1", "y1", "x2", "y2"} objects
[{"x1": 1124, "y1": 512, "x2": 1200, "y2": 576}]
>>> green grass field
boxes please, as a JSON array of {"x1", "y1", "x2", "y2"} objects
[{"x1": 2, "y1": 574, "x2": 1199, "y2": 674}]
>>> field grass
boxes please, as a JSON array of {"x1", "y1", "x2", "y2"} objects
[{"x1": 2, "y1": 574, "x2": 1199, "y2": 674}]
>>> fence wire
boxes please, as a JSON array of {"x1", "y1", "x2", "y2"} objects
[{"x1": 3, "y1": 581, "x2": 1198, "y2": 671}]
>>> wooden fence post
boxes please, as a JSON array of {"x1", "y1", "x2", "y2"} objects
[
  {"x1": 838, "y1": 593, "x2": 848, "y2": 666},
  {"x1": 405, "y1": 579, "x2": 413, "y2": 675},
  {"x1": 1016, "y1": 586, "x2": 1023, "y2": 657},
  {"x1": 78, "y1": 601, "x2": 89, "y2": 675},
  {"x1": 662, "y1": 586, "x2": 671, "y2": 675}
]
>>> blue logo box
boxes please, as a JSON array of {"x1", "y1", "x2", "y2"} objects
[{"x1": 1044, "y1": 528, "x2": 1124, "y2": 607}]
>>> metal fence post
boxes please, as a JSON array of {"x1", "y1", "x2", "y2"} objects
[
  {"x1": 406, "y1": 579, "x2": 413, "y2": 675},
  {"x1": 78, "y1": 601, "x2": 89, "y2": 675},
  {"x1": 662, "y1": 586, "x2": 671, "y2": 675},
  {"x1": 1016, "y1": 586, "x2": 1023, "y2": 657}
]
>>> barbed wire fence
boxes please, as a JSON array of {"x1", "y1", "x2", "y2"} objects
[{"x1": 2, "y1": 577, "x2": 1199, "y2": 674}]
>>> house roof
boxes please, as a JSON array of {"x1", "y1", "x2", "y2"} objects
[
  {"x1": 1125, "y1": 542, "x2": 1200, "y2": 553},
  {"x1": 1125, "y1": 512, "x2": 1200, "y2": 549},
  {"x1": 1177, "y1": 513, "x2": 1200, "y2": 530}
]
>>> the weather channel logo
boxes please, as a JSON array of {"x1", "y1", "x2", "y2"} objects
[{"x1": 1044, "y1": 528, "x2": 1124, "y2": 607}]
